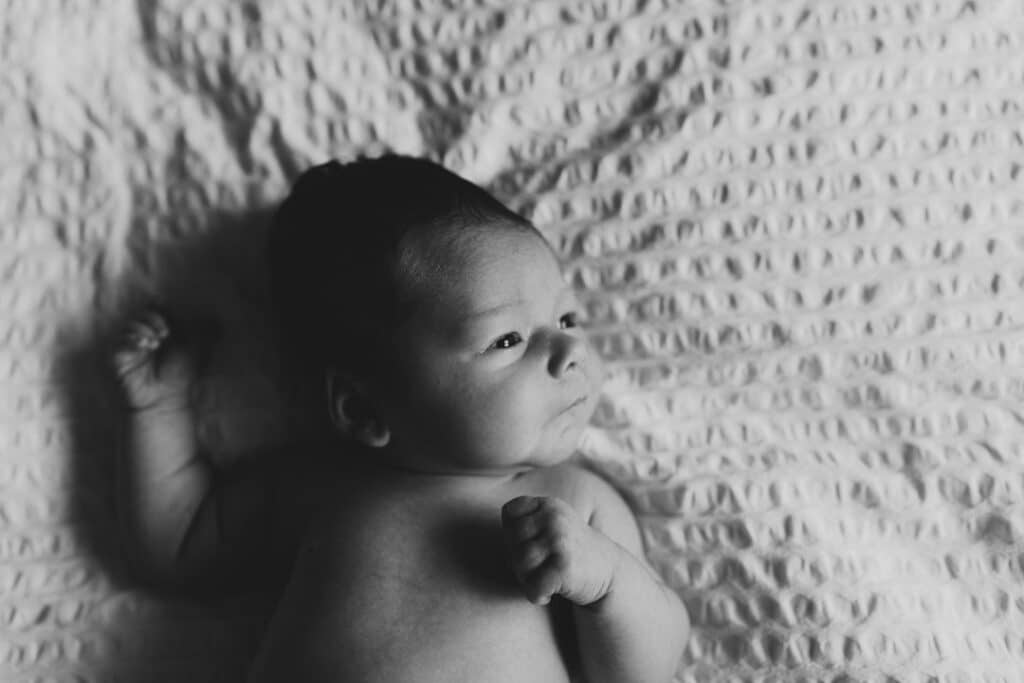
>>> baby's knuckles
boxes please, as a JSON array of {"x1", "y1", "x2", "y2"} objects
[
  {"x1": 533, "y1": 497, "x2": 615, "y2": 606},
  {"x1": 535, "y1": 496, "x2": 574, "y2": 534}
]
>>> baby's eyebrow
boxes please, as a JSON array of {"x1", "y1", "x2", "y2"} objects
[
  {"x1": 462, "y1": 299, "x2": 525, "y2": 321},
  {"x1": 461, "y1": 287, "x2": 576, "y2": 322}
]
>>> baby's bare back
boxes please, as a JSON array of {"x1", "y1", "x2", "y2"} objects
[{"x1": 249, "y1": 465, "x2": 586, "y2": 683}]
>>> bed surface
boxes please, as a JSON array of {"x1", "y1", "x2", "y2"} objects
[{"x1": 3, "y1": 1, "x2": 1024, "y2": 681}]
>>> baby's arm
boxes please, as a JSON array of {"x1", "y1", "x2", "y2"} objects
[
  {"x1": 112, "y1": 311, "x2": 300, "y2": 594},
  {"x1": 502, "y1": 473, "x2": 689, "y2": 683}
]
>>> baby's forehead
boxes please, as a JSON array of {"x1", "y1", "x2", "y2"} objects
[
  {"x1": 405, "y1": 219, "x2": 557, "y2": 273},
  {"x1": 397, "y1": 222, "x2": 565, "y2": 308}
]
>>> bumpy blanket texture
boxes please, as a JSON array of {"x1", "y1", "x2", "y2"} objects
[{"x1": 3, "y1": 0, "x2": 1024, "y2": 681}]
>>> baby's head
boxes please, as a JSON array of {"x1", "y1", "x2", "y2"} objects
[{"x1": 268, "y1": 155, "x2": 601, "y2": 476}]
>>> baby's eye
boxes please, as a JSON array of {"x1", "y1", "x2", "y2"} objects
[
  {"x1": 489, "y1": 332, "x2": 523, "y2": 350},
  {"x1": 559, "y1": 312, "x2": 580, "y2": 329}
]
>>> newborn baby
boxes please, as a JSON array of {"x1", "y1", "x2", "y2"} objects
[{"x1": 114, "y1": 155, "x2": 688, "y2": 682}]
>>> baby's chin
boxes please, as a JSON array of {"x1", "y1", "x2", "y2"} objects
[
  {"x1": 520, "y1": 428, "x2": 587, "y2": 468},
  {"x1": 426, "y1": 417, "x2": 589, "y2": 473}
]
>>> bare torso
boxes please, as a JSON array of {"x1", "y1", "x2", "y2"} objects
[{"x1": 248, "y1": 463, "x2": 590, "y2": 683}]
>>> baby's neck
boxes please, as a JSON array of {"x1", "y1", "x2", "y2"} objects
[{"x1": 340, "y1": 456, "x2": 531, "y2": 493}]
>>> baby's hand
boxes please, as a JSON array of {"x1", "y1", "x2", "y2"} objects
[
  {"x1": 501, "y1": 496, "x2": 618, "y2": 607},
  {"x1": 112, "y1": 309, "x2": 207, "y2": 411}
]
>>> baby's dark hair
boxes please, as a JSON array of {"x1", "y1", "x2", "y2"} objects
[{"x1": 266, "y1": 154, "x2": 534, "y2": 387}]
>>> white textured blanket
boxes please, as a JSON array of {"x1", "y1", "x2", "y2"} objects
[{"x1": 3, "y1": 0, "x2": 1024, "y2": 681}]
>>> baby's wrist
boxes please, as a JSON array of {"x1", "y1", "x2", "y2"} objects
[{"x1": 582, "y1": 527, "x2": 628, "y2": 608}]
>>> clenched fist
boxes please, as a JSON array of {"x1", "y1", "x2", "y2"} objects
[{"x1": 501, "y1": 496, "x2": 619, "y2": 607}]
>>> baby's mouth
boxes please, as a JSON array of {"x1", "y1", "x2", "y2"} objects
[{"x1": 557, "y1": 396, "x2": 588, "y2": 416}]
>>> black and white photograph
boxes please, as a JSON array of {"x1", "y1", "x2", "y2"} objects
[{"x1": 1, "y1": 0, "x2": 1022, "y2": 681}]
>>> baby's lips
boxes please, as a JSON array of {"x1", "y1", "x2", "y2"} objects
[{"x1": 554, "y1": 392, "x2": 589, "y2": 418}]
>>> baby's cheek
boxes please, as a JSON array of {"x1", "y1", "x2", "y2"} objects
[
  {"x1": 422, "y1": 392, "x2": 519, "y2": 465},
  {"x1": 483, "y1": 395, "x2": 537, "y2": 457},
  {"x1": 471, "y1": 385, "x2": 542, "y2": 460},
  {"x1": 584, "y1": 346, "x2": 607, "y2": 395}
]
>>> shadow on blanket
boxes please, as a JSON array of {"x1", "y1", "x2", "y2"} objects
[{"x1": 55, "y1": 206, "x2": 295, "y2": 682}]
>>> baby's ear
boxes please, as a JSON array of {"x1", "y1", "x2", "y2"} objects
[{"x1": 326, "y1": 369, "x2": 390, "y2": 448}]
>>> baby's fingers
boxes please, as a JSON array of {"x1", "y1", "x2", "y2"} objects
[
  {"x1": 501, "y1": 496, "x2": 543, "y2": 523},
  {"x1": 502, "y1": 515, "x2": 545, "y2": 546},
  {"x1": 508, "y1": 538, "x2": 551, "y2": 583},
  {"x1": 520, "y1": 557, "x2": 565, "y2": 606},
  {"x1": 501, "y1": 496, "x2": 550, "y2": 545}
]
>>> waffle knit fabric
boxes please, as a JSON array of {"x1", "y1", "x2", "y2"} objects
[{"x1": 2, "y1": 1, "x2": 1023, "y2": 681}]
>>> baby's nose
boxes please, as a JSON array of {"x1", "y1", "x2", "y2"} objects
[{"x1": 548, "y1": 331, "x2": 587, "y2": 378}]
